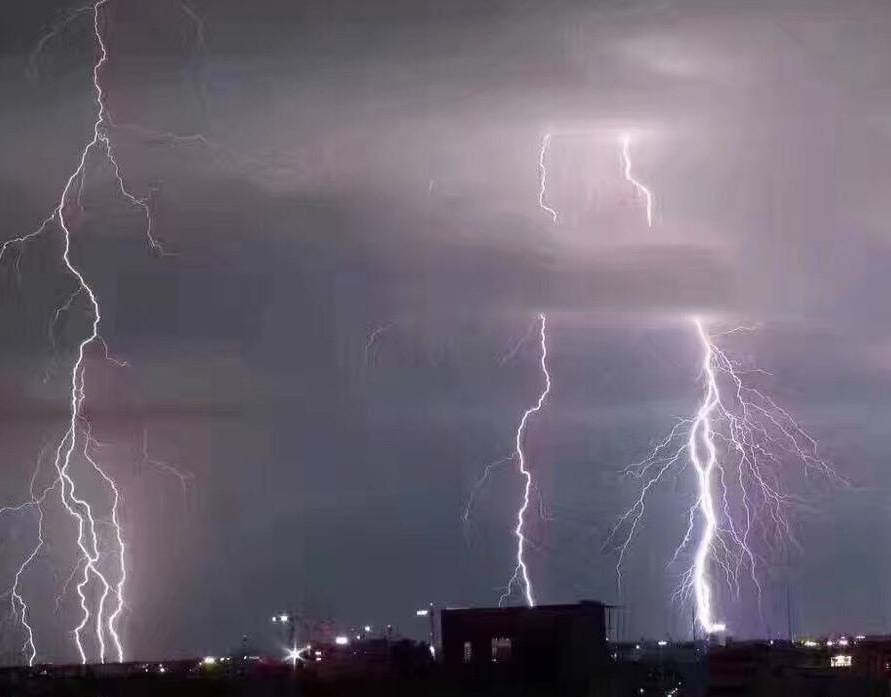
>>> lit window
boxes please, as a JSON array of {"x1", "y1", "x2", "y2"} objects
[
  {"x1": 491, "y1": 637, "x2": 512, "y2": 663},
  {"x1": 463, "y1": 641, "x2": 472, "y2": 663},
  {"x1": 831, "y1": 654, "x2": 852, "y2": 668}
]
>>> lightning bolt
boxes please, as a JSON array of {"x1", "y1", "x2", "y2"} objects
[
  {"x1": 462, "y1": 454, "x2": 515, "y2": 544},
  {"x1": 7, "y1": 454, "x2": 59, "y2": 666},
  {"x1": 363, "y1": 321, "x2": 397, "y2": 366},
  {"x1": 1, "y1": 0, "x2": 202, "y2": 664},
  {"x1": 538, "y1": 134, "x2": 559, "y2": 224},
  {"x1": 610, "y1": 317, "x2": 842, "y2": 636},
  {"x1": 535, "y1": 130, "x2": 655, "y2": 228},
  {"x1": 499, "y1": 312, "x2": 551, "y2": 607},
  {"x1": 687, "y1": 318, "x2": 723, "y2": 634},
  {"x1": 483, "y1": 134, "x2": 560, "y2": 606},
  {"x1": 620, "y1": 133, "x2": 654, "y2": 228},
  {"x1": 141, "y1": 426, "x2": 193, "y2": 508},
  {"x1": 498, "y1": 317, "x2": 541, "y2": 366}
]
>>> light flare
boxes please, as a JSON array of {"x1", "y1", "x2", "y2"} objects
[{"x1": 285, "y1": 644, "x2": 311, "y2": 665}]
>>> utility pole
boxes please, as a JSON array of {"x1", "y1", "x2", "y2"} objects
[{"x1": 786, "y1": 582, "x2": 793, "y2": 642}]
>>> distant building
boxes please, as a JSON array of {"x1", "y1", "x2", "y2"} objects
[{"x1": 440, "y1": 601, "x2": 609, "y2": 682}]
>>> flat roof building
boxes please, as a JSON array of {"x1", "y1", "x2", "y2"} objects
[{"x1": 440, "y1": 601, "x2": 609, "y2": 682}]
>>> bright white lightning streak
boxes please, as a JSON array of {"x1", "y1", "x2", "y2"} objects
[
  {"x1": 537, "y1": 134, "x2": 559, "y2": 224},
  {"x1": 610, "y1": 317, "x2": 841, "y2": 636},
  {"x1": 620, "y1": 133, "x2": 653, "y2": 228},
  {"x1": 0, "y1": 0, "x2": 185, "y2": 664},
  {"x1": 688, "y1": 318, "x2": 722, "y2": 634},
  {"x1": 500, "y1": 312, "x2": 551, "y2": 607}
]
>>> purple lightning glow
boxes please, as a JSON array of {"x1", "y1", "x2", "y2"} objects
[
  {"x1": 610, "y1": 317, "x2": 842, "y2": 635},
  {"x1": 462, "y1": 454, "x2": 514, "y2": 545},
  {"x1": 0, "y1": 1, "x2": 200, "y2": 664},
  {"x1": 364, "y1": 321, "x2": 397, "y2": 366},
  {"x1": 620, "y1": 133, "x2": 654, "y2": 228},
  {"x1": 499, "y1": 312, "x2": 551, "y2": 607},
  {"x1": 537, "y1": 130, "x2": 654, "y2": 227}
]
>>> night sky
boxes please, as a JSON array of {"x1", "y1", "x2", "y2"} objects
[{"x1": 1, "y1": 0, "x2": 891, "y2": 664}]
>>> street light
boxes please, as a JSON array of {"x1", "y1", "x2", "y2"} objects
[
  {"x1": 416, "y1": 604, "x2": 437, "y2": 658},
  {"x1": 271, "y1": 611, "x2": 297, "y2": 648},
  {"x1": 284, "y1": 645, "x2": 310, "y2": 667}
]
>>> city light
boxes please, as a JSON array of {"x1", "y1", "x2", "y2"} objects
[
  {"x1": 335, "y1": 636, "x2": 349, "y2": 646},
  {"x1": 364, "y1": 625, "x2": 371, "y2": 632},
  {"x1": 831, "y1": 654, "x2": 853, "y2": 668},
  {"x1": 285, "y1": 645, "x2": 311, "y2": 665},
  {"x1": 201, "y1": 656, "x2": 217, "y2": 666},
  {"x1": 657, "y1": 640, "x2": 668, "y2": 647},
  {"x1": 416, "y1": 609, "x2": 429, "y2": 617}
]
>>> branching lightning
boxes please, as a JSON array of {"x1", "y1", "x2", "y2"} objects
[
  {"x1": 499, "y1": 313, "x2": 551, "y2": 607},
  {"x1": 498, "y1": 317, "x2": 541, "y2": 367},
  {"x1": 141, "y1": 426, "x2": 193, "y2": 507},
  {"x1": 620, "y1": 133, "x2": 654, "y2": 228},
  {"x1": 476, "y1": 133, "x2": 560, "y2": 607},
  {"x1": 610, "y1": 317, "x2": 842, "y2": 635},
  {"x1": 363, "y1": 321, "x2": 397, "y2": 366},
  {"x1": 0, "y1": 0, "x2": 201, "y2": 664},
  {"x1": 462, "y1": 454, "x2": 515, "y2": 544}
]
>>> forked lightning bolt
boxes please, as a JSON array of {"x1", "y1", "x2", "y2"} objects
[
  {"x1": 0, "y1": 0, "x2": 198, "y2": 664},
  {"x1": 610, "y1": 317, "x2": 842, "y2": 635},
  {"x1": 499, "y1": 313, "x2": 551, "y2": 607}
]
